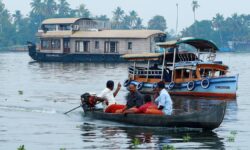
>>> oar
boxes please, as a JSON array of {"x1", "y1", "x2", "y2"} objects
[{"x1": 64, "y1": 105, "x2": 82, "y2": 114}]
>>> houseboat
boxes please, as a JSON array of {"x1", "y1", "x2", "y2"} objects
[
  {"x1": 122, "y1": 37, "x2": 239, "y2": 98},
  {"x1": 28, "y1": 18, "x2": 166, "y2": 62}
]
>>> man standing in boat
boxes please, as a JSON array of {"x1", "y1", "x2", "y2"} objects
[
  {"x1": 98, "y1": 80, "x2": 121, "y2": 111},
  {"x1": 155, "y1": 81, "x2": 173, "y2": 115}
]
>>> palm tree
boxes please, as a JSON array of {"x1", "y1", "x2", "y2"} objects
[
  {"x1": 30, "y1": 0, "x2": 43, "y2": 15},
  {"x1": 212, "y1": 13, "x2": 224, "y2": 45},
  {"x1": 44, "y1": 0, "x2": 57, "y2": 17},
  {"x1": 191, "y1": 0, "x2": 200, "y2": 22},
  {"x1": 129, "y1": 10, "x2": 138, "y2": 29},
  {"x1": 75, "y1": 4, "x2": 90, "y2": 18},
  {"x1": 57, "y1": 0, "x2": 71, "y2": 17},
  {"x1": 112, "y1": 7, "x2": 125, "y2": 29}
]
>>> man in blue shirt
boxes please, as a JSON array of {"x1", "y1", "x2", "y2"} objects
[{"x1": 155, "y1": 81, "x2": 173, "y2": 115}]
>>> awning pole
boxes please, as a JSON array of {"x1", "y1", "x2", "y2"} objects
[
  {"x1": 146, "y1": 60, "x2": 150, "y2": 82},
  {"x1": 133, "y1": 61, "x2": 136, "y2": 80},
  {"x1": 171, "y1": 47, "x2": 177, "y2": 82},
  {"x1": 161, "y1": 49, "x2": 166, "y2": 80}
]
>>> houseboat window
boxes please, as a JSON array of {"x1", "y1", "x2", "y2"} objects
[
  {"x1": 110, "y1": 41, "x2": 117, "y2": 53},
  {"x1": 75, "y1": 41, "x2": 81, "y2": 52},
  {"x1": 41, "y1": 40, "x2": 50, "y2": 49},
  {"x1": 51, "y1": 39, "x2": 60, "y2": 49},
  {"x1": 59, "y1": 24, "x2": 71, "y2": 31},
  {"x1": 44, "y1": 25, "x2": 57, "y2": 31},
  {"x1": 105, "y1": 41, "x2": 118, "y2": 53},
  {"x1": 128, "y1": 42, "x2": 132, "y2": 50},
  {"x1": 41, "y1": 39, "x2": 60, "y2": 50},
  {"x1": 83, "y1": 41, "x2": 90, "y2": 52},
  {"x1": 95, "y1": 41, "x2": 99, "y2": 49}
]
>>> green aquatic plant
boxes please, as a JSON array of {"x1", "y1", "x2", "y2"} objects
[
  {"x1": 230, "y1": 130, "x2": 237, "y2": 136},
  {"x1": 132, "y1": 138, "x2": 141, "y2": 148},
  {"x1": 60, "y1": 148, "x2": 66, "y2": 150},
  {"x1": 162, "y1": 144, "x2": 176, "y2": 150},
  {"x1": 227, "y1": 130, "x2": 237, "y2": 142},
  {"x1": 182, "y1": 134, "x2": 191, "y2": 142},
  {"x1": 17, "y1": 145, "x2": 25, "y2": 150},
  {"x1": 18, "y1": 90, "x2": 23, "y2": 95},
  {"x1": 227, "y1": 135, "x2": 235, "y2": 142}
]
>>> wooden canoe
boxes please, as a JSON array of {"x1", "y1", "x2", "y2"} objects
[{"x1": 81, "y1": 102, "x2": 226, "y2": 130}]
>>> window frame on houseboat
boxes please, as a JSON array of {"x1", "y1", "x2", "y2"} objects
[
  {"x1": 104, "y1": 41, "x2": 118, "y2": 53},
  {"x1": 75, "y1": 41, "x2": 90, "y2": 53},
  {"x1": 95, "y1": 41, "x2": 99, "y2": 49},
  {"x1": 128, "y1": 42, "x2": 132, "y2": 50},
  {"x1": 41, "y1": 39, "x2": 61, "y2": 50}
]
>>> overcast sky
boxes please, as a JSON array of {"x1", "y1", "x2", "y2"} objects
[{"x1": 2, "y1": 0, "x2": 250, "y2": 32}]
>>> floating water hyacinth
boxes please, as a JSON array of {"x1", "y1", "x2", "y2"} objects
[
  {"x1": 162, "y1": 144, "x2": 176, "y2": 150},
  {"x1": 17, "y1": 145, "x2": 25, "y2": 150},
  {"x1": 182, "y1": 134, "x2": 191, "y2": 142},
  {"x1": 18, "y1": 90, "x2": 23, "y2": 95}
]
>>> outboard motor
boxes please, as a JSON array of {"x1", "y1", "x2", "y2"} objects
[{"x1": 81, "y1": 93, "x2": 97, "y2": 111}]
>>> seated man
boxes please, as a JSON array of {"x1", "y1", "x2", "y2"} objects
[
  {"x1": 155, "y1": 81, "x2": 173, "y2": 115},
  {"x1": 124, "y1": 94, "x2": 163, "y2": 115},
  {"x1": 98, "y1": 80, "x2": 121, "y2": 112},
  {"x1": 125, "y1": 83, "x2": 143, "y2": 109}
]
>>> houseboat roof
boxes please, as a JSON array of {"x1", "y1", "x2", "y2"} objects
[
  {"x1": 121, "y1": 53, "x2": 162, "y2": 61},
  {"x1": 42, "y1": 18, "x2": 81, "y2": 24},
  {"x1": 72, "y1": 30, "x2": 164, "y2": 38},
  {"x1": 157, "y1": 37, "x2": 219, "y2": 52},
  {"x1": 37, "y1": 30, "x2": 164, "y2": 39}
]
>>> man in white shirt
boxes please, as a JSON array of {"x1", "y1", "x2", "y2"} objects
[
  {"x1": 155, "y1": 81, "x2": 173, "y2": 115},
  {"x1": 98, "y1": 80, "x2": 121, "y2": 110}
]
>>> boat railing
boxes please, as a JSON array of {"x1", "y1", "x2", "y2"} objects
[
  {"x1": 177, "y1": 53, "x2": 199, "y2": 63},
  {"x1": 128, "y1": 66, "x2": 162, "y2": 77}
]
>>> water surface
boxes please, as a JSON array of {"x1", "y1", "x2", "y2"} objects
[{"x1": 0, "y1": 52, "x2": 249, "y2": 149}]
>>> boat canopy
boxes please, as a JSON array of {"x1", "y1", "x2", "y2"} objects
[
  {"x1": 121, "y1": 53, "x2": 162, "y2": 61},
  {"x1": 157, "y1": 37, "x2": 219, "y2": 52}
]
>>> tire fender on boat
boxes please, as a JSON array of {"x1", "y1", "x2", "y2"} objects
[
  {"x1": 187, "y1": 81, "x2": 195, "y2": 91},
  {"x1": 123, "y1": 79, "x2": 130, "y2": 87},
  {"x1": 168, "y1": 81, "x2": 175, "y2": 90},
  {"x1": 201, "y1": 78, "x2": 210, "y2": 89},
  {"x1": 137, "y1": 82, "x2": 144, "y2": 91}
]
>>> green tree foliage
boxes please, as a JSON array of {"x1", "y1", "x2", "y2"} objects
[
  {"x1": 0, "y1": 0, "x2": 15, "y2": 47},
  {"x1": 74, "y1": 4, "x2": 90, "y2": 18},
  {"x1": 181, "y1": 14, "x2": 250, "y2": 47},
  {"x1": 148, "y1": 15, "x2": 167, "y2": 31},
  {"x1": 111, "y1": 7, "x2": 144, "y2": 29}
]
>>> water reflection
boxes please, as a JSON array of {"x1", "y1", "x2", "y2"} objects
[{"x1": 80, "y1": 123, "x2": 225, "y2": 149}]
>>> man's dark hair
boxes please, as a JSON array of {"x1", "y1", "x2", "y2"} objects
[
  {"x1": 106, "y1": 80, "x2": 114, "y2": 89},
  {"x1": 144, "y1": 94, "x2": 151, "y2": 103},
  {"x1": 157, "y1": 81, "x2": 165, "y2": 89},
  {"x1": 129, "y1": 83, "x2": 136, "y2": 87}
]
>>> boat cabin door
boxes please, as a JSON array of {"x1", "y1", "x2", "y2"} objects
[{"x1": 63, "y1": 38, "x2": 70, "y2": 53}]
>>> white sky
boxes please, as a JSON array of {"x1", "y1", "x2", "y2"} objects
[{"x1": 2, "y1": 0, "x2": 250, "y2": 32}]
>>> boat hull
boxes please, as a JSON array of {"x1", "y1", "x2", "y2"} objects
[
  {"x1": 129, "y1": 75, "x2": 238, "y2": 98},
  {"x1": 82, "y1": 103, "x2": 226, "y2": 130},
  {"x1": 28, "y1": 43, "x2": 126, "y2": 62}
]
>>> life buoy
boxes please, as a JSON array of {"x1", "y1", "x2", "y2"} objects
[
  {"x1": 187, "y1": 81, "x2": 195, "y2": 91},
  {"x1": 137, "y1": 82, "x2": 144, "y2": 90},
  {"x1": 168, "y1": 82, "x2": 175, "y2": 90},
  {"x1": 201, "y1": 78, "x2": 210, "y2": 89},
  {"x1": 123, "y1": 79, "x2": 130, "y2": 87}
]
